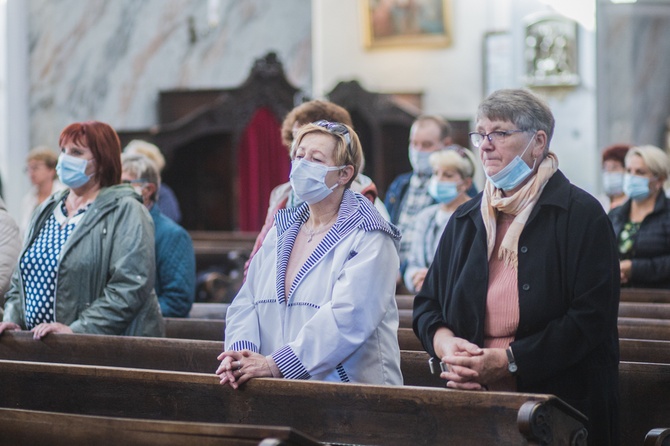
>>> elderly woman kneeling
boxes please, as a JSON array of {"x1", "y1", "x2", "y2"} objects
[{"x1": 216, "y1": 121, "x2": 402, "y2": 387}]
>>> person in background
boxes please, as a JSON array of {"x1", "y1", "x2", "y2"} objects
[
  {"x1": 0, "y1": 121, "x2": 164, "y2": 338},
  {"x1": 609, "y1": 145, "x2": 670, "y2": 289},
  {"x1": 246, "y1": 100, "x2": 388, "y2": 277},
  {"x1": 122, "y1": 153, "x2": 196, "y2": 317},
  {"x1": 0, "y1": 197, "x2": 21, "y2": 314},
  {"x1": 385, "y1": 115, "x2": 471, "y2": 277},
  {"x1": 403, "y1": 147, "x2": 476, "y2": 293},
  {"x1": 217, "y1": 121, "x2": 402, "y2": 388},
  {"x1": 20, "y1": 146, "x2": 66, "y2": 233},
  {"x1": 124, "y1": 140, "x2": 182, "y2": 223},
  {"x1": 601, "y1": 144, "x2": 631, "y2": 211},
  {"x1": 413, "y1": 89, "x2": 619, "y2": 445}
]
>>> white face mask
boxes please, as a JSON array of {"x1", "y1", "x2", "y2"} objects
[{"x1": 289, "y1": 159, "x2": 344, "y2": 205}]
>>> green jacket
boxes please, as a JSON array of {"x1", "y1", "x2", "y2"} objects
[{"x1": 3, "y1": 185, "x2": 165, "y2": 337}]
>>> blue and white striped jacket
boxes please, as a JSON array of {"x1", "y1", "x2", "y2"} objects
[{"x1": 225, "y1": 189, "x2": 403, "y2": 385}]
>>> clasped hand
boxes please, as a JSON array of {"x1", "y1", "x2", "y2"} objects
[
  {"x1": 437, "y1": 336, "x2": 508, "y2": 390},
  {"x1": 216, "y1": 349, "x2": 272, "y2": 389}
]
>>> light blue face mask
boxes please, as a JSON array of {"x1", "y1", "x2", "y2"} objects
[
  {"x1": 56, "y1": 153, "x2": 93, "y2": 189},
  {"x1": 409, "y1": 148, "x2": 433, "y2": 176},
  {"x1": 428, "y1": 178, "x2": 460, "y2": 204},
  {"x1": 602, "y1": 171, "x2": 624, "y2": 196},
  {"x1": 623, "y1": 174, "x2": 651, "y2": 201},
  {"x1": 486, "y1": 133, "x2": 535, "y2": 191}
]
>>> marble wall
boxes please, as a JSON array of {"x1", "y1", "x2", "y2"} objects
[
  {"x1": 28, "y1": 0, "x2": 312, "y2": 148},
  {"x1": 597, "y1": 0, "x2": 670, "y2": 150}
]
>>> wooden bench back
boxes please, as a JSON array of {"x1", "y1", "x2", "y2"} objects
[
  {"x1": 0, "y1": 359, "x2": 587, "y2": 446},
  {"x1": 0, "y1": 408, "x2": 322, "y2": 446}
]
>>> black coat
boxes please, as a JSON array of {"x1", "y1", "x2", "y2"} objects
[
  {"x1": 608, "y1": 192, "x2": 670, "y2": 289},
  {"x1": 413, "y1": 170, "x2": 620, "y2": 446}
]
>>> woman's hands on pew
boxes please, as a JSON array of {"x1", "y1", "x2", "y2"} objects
[
  {"x1": 441, "y1": 348, "x2": 509, "y2": 390},
  {"x1": 433, "y1": 327, "x2": 484, "y2": 389},
  {"x1": 0, "y1": 322, "x2": 21, "y2": 334},
  {"x1": 216, "y1": 349, "x2": 273, "y2": 389},
  {"x1": 31, "y1": 322, "x2": 73, "y2": 339},
  {"x1": 432, "y1": 327, "x2": 509, "y2": 390}
]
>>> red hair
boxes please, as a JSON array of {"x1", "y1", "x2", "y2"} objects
[
  {"x1": 59, "y1": 121, "x2": 122, "y2": 187},
  {"x1": 602, "y1": 143, "x2": 632, "y2": 167}
]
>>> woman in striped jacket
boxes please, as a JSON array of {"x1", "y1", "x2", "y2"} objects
[{"x1": 217, "y1": 121, "x2": 402, "y2": 388}]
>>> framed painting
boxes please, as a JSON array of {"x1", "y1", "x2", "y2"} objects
[{"x1": 361, "y1": 0, "x2": 452, "y2": 49}]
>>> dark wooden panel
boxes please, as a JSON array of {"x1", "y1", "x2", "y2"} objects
[{"x1": 0, "y1": 360, "x2": 587, "y2": 446}]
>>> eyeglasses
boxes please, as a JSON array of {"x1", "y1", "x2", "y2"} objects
[
  {"x1": 468, "y1": 129, "x2": 528, "y2": 148},
  {"x1": 313, "y1": 120, "x2": 352, "y2": 155},
  {"x1": 122, "y1": 179, "x2": 148, "y2": 185}
]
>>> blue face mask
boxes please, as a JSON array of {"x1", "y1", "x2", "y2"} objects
[
  {"x1": 428, "y1": 178, "x2": 460, "y2": 204},
  {"x1": 409, "y1": 148, "x2": 433, "y2": 176},
  {"x1": 623, "y1": 174, "x2": 651, "y2": 201},
  {"x1": 486, "y1": 133, "x2": 536, "y2": 191},
  {"x1": 56, "y1": 153, "x2": 93, "y2": 189},
  {"x1": 602, "y1": 171, "x2": 624, "y2": 196}
]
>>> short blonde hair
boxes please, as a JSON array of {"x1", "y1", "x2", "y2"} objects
[
  {"x1": 291, "y1": 122, "x2": 363, "y2": 188},
  {"x1": 625, "y1": 145, "x2": 670, "y2": 180},
  {"x1": 27, "y1": 146, "x2": 59, "y2": 169},
  {"x1": 124, "y1": 140, "x2": 166, "y2": 171},
  {"x1": 429, "y1": 147, "x2": 476, "y2": 179}
]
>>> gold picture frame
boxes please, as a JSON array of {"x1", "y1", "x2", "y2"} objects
[{"x1": 361, "y1": 0, "x2": 452, "y2": 49}]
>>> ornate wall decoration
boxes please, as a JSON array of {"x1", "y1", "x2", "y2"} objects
[{"x1": 523, "y1": 13, "x2": 580, "y2": 87}]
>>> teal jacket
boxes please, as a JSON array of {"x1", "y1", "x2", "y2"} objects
[{"x1": 3, "y1": 186, "x2": 165, "y2": 337}]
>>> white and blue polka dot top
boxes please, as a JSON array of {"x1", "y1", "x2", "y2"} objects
[{"x1": 20, "y1": 197, "x2": 89, "y2": 329}]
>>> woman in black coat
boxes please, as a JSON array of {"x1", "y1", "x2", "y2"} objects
[
  {"x1": 608, "y1": 145, "x2": 670, "y2": 289},
  {"x1": 413, "y1": 89, "x2": 620, "y2": 446}
]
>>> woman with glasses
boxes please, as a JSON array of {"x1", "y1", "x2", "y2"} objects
[
  {"x1": 20, "y1": 146, "x2": 66, "y2": 234},
  {"x1": 413, "y1": 89, "x2": 619, "y2": 445},
  {"x1": 403, "y1": 147, "x2": 476, "y2": 293},
  {"x1": 608, "y1": 145, "x2": 670, "y2": 288},
  {"x1": 0, "y1": 121, "x2": 164, "y2": 339},
  {"x1": 217, "y1": 121, "x2": 402, "y2": 387},
  {"x1": 121, "y1": 153, "x2": 196, "y2": 317}
]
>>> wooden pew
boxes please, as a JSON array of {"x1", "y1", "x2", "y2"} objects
[
  {"x1": 189, "y1": 230, "x2": 257, "y2": 254},
  {"x1": 1, "y1": 332, "x2": 668, "y2": 445},
  {"x1": 621, "y1": 288, "x2": 670, "y2": 304},
  {"x1": 0, "y1": 331, "x2": 220, "y2": 374},
  {"x1": 168, "y1": 314, "x2": 670, "y2": 353},
  {"x1": 645, "y1": 428, "x2": 670, "y2": 446},
  {"x1": 621, "y1": 338, "x2": 670, "y2": 364},
  {"x1": 619, "y1": 302, "x2": 670, "y2": 319},
  {"x1": 165, "y1": 317, "x2": 225, "y2": 341},
  {"x1": 618, "y1": 317, "x2": 670, "y2": 341},
  {"x1": 395, "y1": 294, "x2": 414, "y2": 310},
  {"x1": 0, "y1": 359, "x2": 588, "y2": 446},
  {"x1": 0, "y1": 408, "x2": 322, "y2": 446},
  {"x1": 188, "y1": 303, "x2": 229, "y2": 320}
]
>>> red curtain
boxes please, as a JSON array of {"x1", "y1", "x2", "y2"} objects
[{"x1": 237, "y1": 107, "x2": 290, "y2": 231}]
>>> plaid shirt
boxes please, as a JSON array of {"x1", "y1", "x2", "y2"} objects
[{"x1": 396, "y1": 173, "x2": 435, "y2": 271}]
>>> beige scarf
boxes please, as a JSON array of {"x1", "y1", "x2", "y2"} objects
[{"x1": 481, "y1": 152, "x2": 559, "y2": 269}]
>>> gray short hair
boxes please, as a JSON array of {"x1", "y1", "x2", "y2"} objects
[
  {"x1": 476, "y1": 89, "x2": 555, "y2": 155},
  {"x1": 121, "y1": 153, "x2": 161, "y2": 201}
]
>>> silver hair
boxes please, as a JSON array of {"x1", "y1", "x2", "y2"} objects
[{"x1": 476, "y1": 89, "x2": 555, "y2": 156}]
